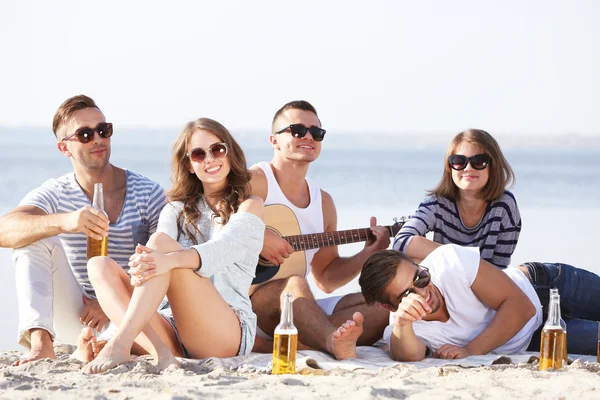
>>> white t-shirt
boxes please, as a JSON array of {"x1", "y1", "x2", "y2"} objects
[{"x1": 383, "y1": 244, "x2": 543, "y2": 354}]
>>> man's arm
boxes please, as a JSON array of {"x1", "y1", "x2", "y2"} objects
[
  {"x1": 310, "y1": 191, "x2": 390, "y2": 294},
  {"x1": 249, "y1": 167, "x2": 294, "y2": 266},
  {"x1": 389, "y1": 321, "x2": 428, "y2": 361},
  {"x1": 0, "y1": 205, "x2": 108, "y2": 249},
  {"x1": 445, "y1": 260, "x2": 536, "y2": 357},
  {"x1": 403, "y1": 237, "x2": 440, "y2": 264},
  {"x1": 386, "y1": 294, "x2": 432, "y2": 361},
  {"x1": 249, "y1": 166, "x2": 268, "y2": 201}
]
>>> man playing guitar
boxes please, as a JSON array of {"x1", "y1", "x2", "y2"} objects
[{"x1": 249, "y1": 100, "x2": 391, "y2": 359}]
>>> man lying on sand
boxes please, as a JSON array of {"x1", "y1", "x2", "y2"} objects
[{"x1": 359, "y1": 244, "x2": 600, "y2": 361}]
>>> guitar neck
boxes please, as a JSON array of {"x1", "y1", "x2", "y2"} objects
[{"x1": 284, "y1": 226, "x2": 396, "y2": 252}]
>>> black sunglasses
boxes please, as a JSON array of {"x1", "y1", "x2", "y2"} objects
[
  {"x1": 399, "y1": 265, "x2": 431, "y2": 300},
  {"x1": 448, "y1": 154, "x2": 491, "y2": 171},
  {"x1": 62, "y1": 122, "x2": 113, "y2": 144},
  {"x1": 187, "y1": 142, "x2": 228, "y2": 163},
  {"x1": 275, "y1": 124, "x2": 326, "y2": 142}
]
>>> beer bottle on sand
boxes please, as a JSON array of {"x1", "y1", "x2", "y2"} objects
[
  {"x1": 272, "y1": 292, "x2": 298, "y2": 374},
  {"x1": 539, "y1": 290, "x2": 567, "y2": 371}
]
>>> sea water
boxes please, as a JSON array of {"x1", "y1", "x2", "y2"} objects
[{"x1": 0, "y1": 129, "x2": 599, "y2": 350}]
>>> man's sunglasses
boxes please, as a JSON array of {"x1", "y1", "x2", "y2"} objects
[
  {"x1": 399, "y1": 265, "x2": 431, "y2": 300},
  {"x1": 448, "y1": 154, "x2": 491, "y2": 171},
  {"x1": 187, "y1": 142, "x2": 228, "y2": 163},
  {"x1": 62, "y1": 122, "x2": 113, "y2": 144},
  {"x1": 274, "y1": 124, "x2": 326, "y2": 142}
]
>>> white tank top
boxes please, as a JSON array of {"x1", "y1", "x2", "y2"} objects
[{"x1": 257, "y1": 161, "x2": 324, "y2": 277}]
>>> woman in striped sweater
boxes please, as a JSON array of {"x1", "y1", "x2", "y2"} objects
[{"x1": 393, "y1": 129, "x2": 521, "y2": 268}]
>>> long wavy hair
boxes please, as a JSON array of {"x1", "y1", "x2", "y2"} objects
[
  {"x1": 428, "y1": 129, "x2": 515, "y2": 201},
  {"x1": 167, "y1": 118, "x2": 251, "y2": 244}
]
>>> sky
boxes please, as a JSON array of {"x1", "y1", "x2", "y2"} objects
[{"x1": 0, "y1": 0, "x2": 599, "y2": 137}]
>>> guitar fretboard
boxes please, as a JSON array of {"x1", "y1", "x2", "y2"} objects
[{"x1": 284, "y1": 226, "x2": 396, "y2": 252}]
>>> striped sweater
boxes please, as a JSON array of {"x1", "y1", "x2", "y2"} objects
[
  {"x1": 393, "y1": 191, "x2": 521, "y2": 268},
  {"x1": 19, "y1": 170, "x2": 166, "y2": 296}
]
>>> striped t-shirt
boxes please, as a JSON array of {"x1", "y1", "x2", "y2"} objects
[
  {"x1": 393, "y1": 191, "x2": 521, "y2": 268},
  {"x1": 19, "y1": 170, "x2": 166, "y2": 297}
]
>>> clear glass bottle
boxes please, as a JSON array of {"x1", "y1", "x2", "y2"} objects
[
  {"x1": 272, "y1": 292, "x2": 298, "y2": 374},
  {"x1": 539, "y1": 290, "x2": 567, "y2": 371},
  {"x1": 86, "y1": 183, "x2": 108, "y2": 260},
  {"x1": 549, "y1": 288, "x2": 568, "y2": 364}
]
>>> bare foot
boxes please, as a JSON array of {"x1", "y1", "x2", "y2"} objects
[
  {"x1": 71, "y1": 327, "x2": 108, "y2": 362},
  {"x1": 13, "y1": 329, "x2": 55, "y2": 366},
  {"x1": 330, "y1": 311, "x2": 364, "y2": 360},
  {"x1": 82, "y1": 340, "x2": 132, "y2": 374},
  {"x1": 72, "y1": 327, "x2": 97, "y2": 362},
  {"x1": 156, "y1": 347, "x2": 179, "y2": 372}
]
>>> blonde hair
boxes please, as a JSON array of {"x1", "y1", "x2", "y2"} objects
[
  {"x1": 167, "y1": 118, "x2": 251, "y2": 244},
  {"x1": 429, "y1": 129, "x2": 515, "y2": 201}
]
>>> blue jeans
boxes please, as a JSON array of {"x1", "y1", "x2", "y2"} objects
[{"x1": 525, "y1": 262, "x2": 600, "y2": 355}]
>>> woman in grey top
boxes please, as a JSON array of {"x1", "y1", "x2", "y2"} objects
[{"x1": 82, "y1": 118, "x2": 265, "y2": 374}]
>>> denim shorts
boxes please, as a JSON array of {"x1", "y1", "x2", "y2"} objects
[{"x1": 158, "y1": 306, "x2": 255, "y2": 358}]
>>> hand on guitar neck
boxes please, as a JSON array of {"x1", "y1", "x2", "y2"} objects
[{"x1": 249, "y1": 205, "x2": 405, "y2": 295}]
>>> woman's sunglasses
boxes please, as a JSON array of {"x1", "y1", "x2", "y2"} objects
[
  {"x1": 187, "y1": 142, "x2": 228, "y2": 163},
  {"x1": 62, "y1": 122, "x2": 113, "y2": 144},
  {"x1": 448, "y1": 154, "x2": 491, "y2": 171},
  {"x1": 399, "y1": 265, "x2": 431, "y2": 300},
  {"x1": 275, "y1": 124, "x2": 326, "y2": 142}
]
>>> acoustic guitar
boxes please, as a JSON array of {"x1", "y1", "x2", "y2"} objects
[{"x1": 249, "y1": 204, "x2": 405, "y2": 295}]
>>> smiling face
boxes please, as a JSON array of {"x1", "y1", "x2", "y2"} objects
[
  {"x1": 188, "y1": 129, "x2": 231, "y2": 193},
  {"x1": 271, "y1": 108, "x2": 322, "y2": 163},
  {"x1": 384, "y1": 262, "x2": 442, "y2": 316},
  {"x1": 57, "y1": 107, "x2": 111, "y2": 170},
  {"x1": 450, "y1": 141, "x2": 490, "y2": 196}
]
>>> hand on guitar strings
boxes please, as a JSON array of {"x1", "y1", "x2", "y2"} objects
[{"x1": 261, "y1": 229, "x2": 293, "y2": 266}]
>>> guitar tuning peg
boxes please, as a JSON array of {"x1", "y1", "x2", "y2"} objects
[{"x1": 393, "y1": 216, "x2": 407, "y2": 224}]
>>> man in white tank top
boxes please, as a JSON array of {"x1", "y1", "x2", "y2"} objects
[{"x1": 248, "y1": 100, "x2": 391, "y2": 360}]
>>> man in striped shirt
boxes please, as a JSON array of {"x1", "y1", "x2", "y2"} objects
[{"x1": 0, "y1": 95, "x2": 165, "y2": 365}]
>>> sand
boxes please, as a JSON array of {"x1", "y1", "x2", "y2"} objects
[{"x1": 1, "y1": 346, "x2": 599, "y2": 400}]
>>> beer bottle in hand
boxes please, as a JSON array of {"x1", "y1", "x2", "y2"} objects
[{"x1": 86, "y1": 183, "x2": 108, "y2": 260}]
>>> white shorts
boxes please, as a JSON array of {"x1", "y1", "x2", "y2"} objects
[{"x1": 256, "y1": 295, "x2": 343, "y2": 341}]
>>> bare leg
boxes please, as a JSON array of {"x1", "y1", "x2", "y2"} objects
[
  {"x1": 166, "y1": 268, "x2": 244, "y2": 358},
  {"x1": 250, "y1": 276, "x2": 361, "y2": 359},
  {"x1": 82, "y1": 233, "x2": 184, "y2": 374},
  {"x1": 83, "y1": 263, "x2": 178, "y2": 374},
  {"x1": 13, "y1": 329, "x2": 55, "y2": 366},
  {"x1": 328, "y1": 293, "x2": 389, "y2": 346}
]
